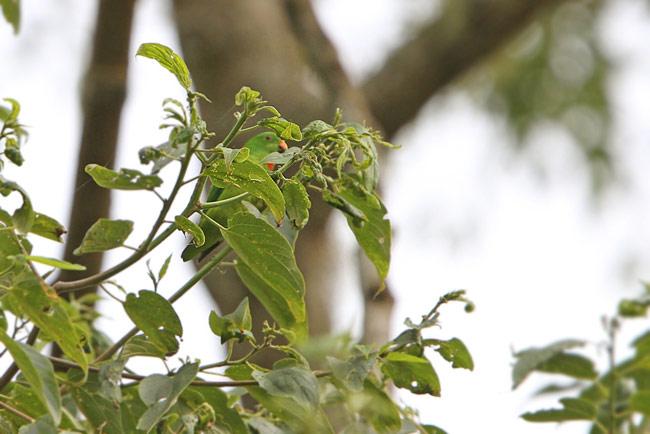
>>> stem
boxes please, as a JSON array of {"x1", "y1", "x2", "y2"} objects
[
  {"x1": 0, "y1": 399, "x2": 34, "y2": 423},
  {"x1": 608, "y1": 318, "x2": 619, "y2": 434},
  {"x1": 94, "y1": 245, "x2": 232, "y2": 362},
  {"x1": 206, "y1": 111, "x2": 249, "y2": 165},
  {"x1": 202, "y1": 192, "x2": 249, "y2": 209}
]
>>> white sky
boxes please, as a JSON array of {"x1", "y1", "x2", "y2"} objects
[{"x1": 2, "y1": 0, "x2": 650, "y2": 433}]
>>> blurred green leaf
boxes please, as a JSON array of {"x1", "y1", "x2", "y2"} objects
[
  {"x1": 536, "y1": 352, "x2": 598, "y2": 381},
  {"x1": 253, "y1": 365, "x2": 320, "y2": 409},
  {"x1": 512, "y1": 339, "x2": 585, "y2": 389},
  {"x1": 0, "y1": 0, "x2": 19, "y2": 34},
  {"x1": 121, "y1": 334, "x2": 166, "y2": 360},
  {"x1": 85, "y1": 165, "x2": 162, "y2": 191},
  {"x1": 25, "y1": 255, "x2": 85, "y2": 271},
  {"x1": 521, "y1": 398, "x2": 597, "y2": 422},
  {"x1": 30, "y1": 213, "x2": 66, "y2": 242},
  {"x1": 73, "y1": 218, "x2": 133, "y2": 255}
]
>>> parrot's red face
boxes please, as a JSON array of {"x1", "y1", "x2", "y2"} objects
[{"x1": 265, "y1": 140, "x2": 288, "y2": 171}]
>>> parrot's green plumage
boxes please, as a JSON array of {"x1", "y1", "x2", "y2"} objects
[{"x1": 181, "y1": 132, "x2": 287, "y2": 262}]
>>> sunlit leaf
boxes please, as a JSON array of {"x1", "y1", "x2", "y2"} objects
[
  {"x1": 136, "y1": 43, "x2": 192, "y2": 90},
  {"x1": 381, "y1": 352, "x2": 440, "y2": 396},
  {"x1": 85, "y1": 164, "x2": 162, "y2": 191}
]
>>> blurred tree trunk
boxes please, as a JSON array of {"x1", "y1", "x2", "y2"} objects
[{"x1": 59, "y1": 0, "x2": 136, "y2": 293}]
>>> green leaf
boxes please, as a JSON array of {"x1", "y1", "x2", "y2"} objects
[
  {"x1": 282, "y1": 180, "x2": 310, "y2": 229},
  {"x1": 183, "y1": 387, "x2": 249, "y2": 434},
  {"x1": 433, "y1": 338, "x2": 474, "y2": 370},
  {"x1": 136, "y1": 43, "x2": 192, "y2": 90},
  {"x1": 258, "y1": 116, "x2": 303, "y2": 141},
  {"x1": 30, "y1": 213, "x2": 66, "y2": 242},
  {"x1": 0, "y1": 330, "x2": 61, "y2": 425},
  {"x1": 223, "y1": 212, "x2": 307, "y2": 339},
  {"x1": 327, "y1": 353, "x2": 376, "y2": 392},
  {"x1": 422, "y1": 425, "x2": 448, "y2": 434},
  {"x1": 336, "y1": 184, "x2": 390, "y2": 284},
  {"x1": 348, "y1": 381, "x2": 401, "y2": 434},
  {"x1": 0, "y1": 0, "x2": 19, "y2": 33},
  {"x1": 208, "y1": 297, "x2": 253, "y2": 344},
  {"x1": 381, "y1": 352, "x2": 441, "y2": 396},
  {"x1": 120, "y1": 335, "x2": 166, "y2": 360},
  {"x1": 5, "y1": 273, "x2": 89, "y2": 373},
  {"x1": 137, "y1": 362, "x2": 199, "y2": 432},
  {"x1": 69, "y1": 369, "x2": 126, "y2": 434},
  {"x1": 25, "y1": 255, "x2": 86, "y2": 271},
  {"x1": 252, "y1": 366, "x2": 320, "y2": 409},
  {"x1": 206, "y1": 159, "x2": 286, "y2": 223},
  {"x1": 536, "y1": 352, "x2": 598, "y2": 381},
  {"x1": 521, "y1": 398, "x2": 597, "y2": 422},
  {"x1": 73, "y1": 218, "x2": 133, "y2": 255},
  {"x1": 630, "y1": 390, "x2": 650, "y2": 415},
  {"x1": 85, "y1": 164, "x2": 162, "y2": 190},
  {"x1": 158, "y1": 254, "x2": 172, "y2": 282},
  {"x1": 512, "y1": 339, "x2": 586, "y2": 389},
  {"x1": 0, "y1": 178, "x2": 34, "y2": 234},
  {"x1": 18, "y1": 415, "x2": 57, "y2": 434},
  {"x1": 175, "y1": 215, "x2": 205, "y2": 247},
  {"x1": 123, "y1": 290, "x2": 183, "y2": 356}
]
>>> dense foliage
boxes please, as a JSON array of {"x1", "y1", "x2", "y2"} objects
[{"x1": 0, "y1": 43, "x2": 474, "y2": 433}]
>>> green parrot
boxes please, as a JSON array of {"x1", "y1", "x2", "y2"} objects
[{"x1": 181, "y1": 132, "x2": 288, "y2": 262}]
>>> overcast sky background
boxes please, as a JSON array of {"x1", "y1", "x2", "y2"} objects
[{"x1": 2, "y1": 0, "x2": 650, "y2": 432}]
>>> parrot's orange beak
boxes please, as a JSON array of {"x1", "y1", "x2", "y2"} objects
[{"x1": 278, "y1": 140, "x2": 288, "y2": 153}]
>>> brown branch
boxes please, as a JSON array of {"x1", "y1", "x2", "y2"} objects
[
  {"x1": 363, "y1": 0, "x2": 567, "y2": 137},
  {"x1": 58, "y1": 0, "x2": 136, "y2": 294}
]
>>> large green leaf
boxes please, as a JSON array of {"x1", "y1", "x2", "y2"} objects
[
  {"x1": 137, "y1": 362, "x2": 198, "y2": 432},
  {"x1": 17, "y1": 416, "x2": 57, "y2": 434},
  {"x1": 136, "y1": 43, "x2": 192, "y2": 90},
  {"x1": 123, "y1": 290, "x2": 183, "y2": 356},
  {"x1": 5, "y1": 273, "x2": 88, "y2": 372},
  {"x1": 336, "y1": 184, "x2": 390, "y2": 283},
  {"x1": 327, "y1": 353, "x2": 376, "y2": 392},
  {"x1": 253, "y1": 366, "x2": 320, "y2": 409},
  {"x1": 521, "y1": 398, "x2": 597, "y2": 422},
  {"x1": 381, "y1": 352, "x2": 441, "y2": 396},
  {"x1": 73, "y1": 218, "x2": 133, "y2": 255},
  {"x1": 85, "y1": 165, "x2": 162, "y2": 191},
  {"x1": 0, "y1": 0, "x2": 19, "y2": 33},
  {"x1": 206, "y1": 159, "x2": 285, "y2": 222},
  {"x1": 282, "y1": 180, "x2": 310, "y2": 229},
  {"x1": 0, "y1": 330, "x2": 61, "y2": 425},
  {"x1": 512, "y1": 339, "x2": 586, "y2": 389},
  {"x1": 222, "y1": 212, "x2": 306, "y2": 339}
]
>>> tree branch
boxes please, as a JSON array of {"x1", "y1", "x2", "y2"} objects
[{"x1": 363, "y1": 0, "x2": 567, "y2": 137}]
